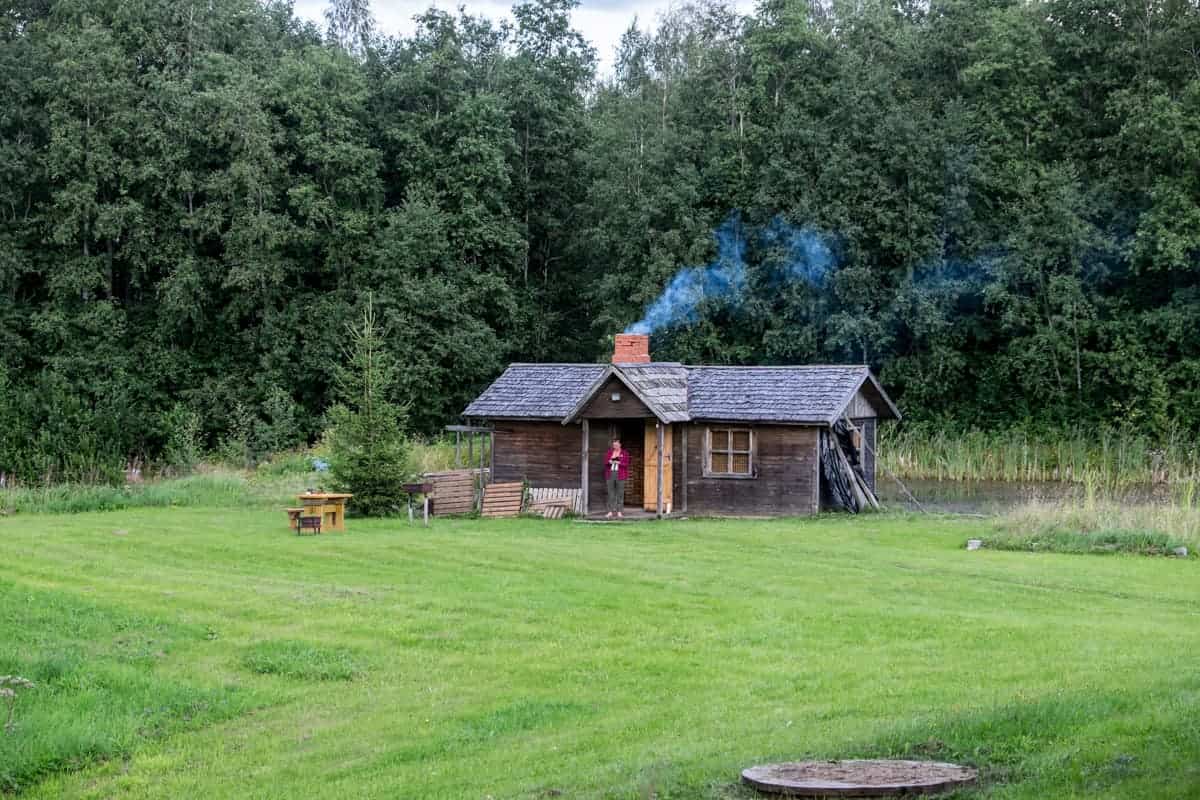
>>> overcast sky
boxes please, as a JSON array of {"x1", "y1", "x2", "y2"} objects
[{"x1": 292, "y1": 0, "x2": 683, "y2": 75}]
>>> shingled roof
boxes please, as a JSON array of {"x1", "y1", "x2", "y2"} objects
[
  {"x1": 687, "y1": 365, "x2": 897, "y2": 424},
  {"x1": 462, "y1": 364, "x2": 605, "y2": 419},
  {"x1": 559, "y1": 363, "x2": 690, "y2": 423},
  {"x1": 464, "y1": 363, "x2": 900, "y2": 424}
]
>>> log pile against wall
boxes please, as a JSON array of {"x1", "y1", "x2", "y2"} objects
[{"x1": 820, "y1": 420, "x2": 879, "y2": 513}]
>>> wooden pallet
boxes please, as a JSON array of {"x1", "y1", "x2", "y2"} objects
[
  {"x1": 533, "y1": 504, "x2": 566, "y2": 519},
  {"x1": 481, "y1": 482, "x2": 524, "y2": 518},
  {"x1": 527, "y1": 487, "x2": 583, "y2": 515},
  {"x1": 425, "y1": 469, "x2": 480, "y2": 516}
]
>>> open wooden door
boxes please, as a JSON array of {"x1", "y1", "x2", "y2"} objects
[{"x1": 643, "y1": 420, "x2": 673, "y2": 512}]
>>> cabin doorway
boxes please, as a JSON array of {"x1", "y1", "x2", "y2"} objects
[
  {"x1": 594, "y1": 419, "x2": 672, "y2": 515},
  {"x1": 643, "y1": 420, "x2": 673, "y2": 512},
  {"x1": 605, "y1": 420, "x2": 644, "y2": 509}
]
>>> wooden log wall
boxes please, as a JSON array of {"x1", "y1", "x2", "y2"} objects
[
  {"x1": 681, "y1": 423, "x2": 819, "y2": 516},
  {"x1": 490, "y1": 418, "x2": 859, "y2": 516},
  {"x1": 491, "y1": 421, "x2": 582, "y2": 489}
]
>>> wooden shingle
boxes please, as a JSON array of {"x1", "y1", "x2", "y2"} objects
[{"x1": 463, "y1": 363, "x2": 899, "y2": 425}]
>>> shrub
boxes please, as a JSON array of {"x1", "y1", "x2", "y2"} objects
[
  {"x1": 255, "y1": 386, "x2": 303, "y2": 455},
  {"x1": 216, "y1": 402, "x2": 258, "y2": 469},
  {"x1": 162, "y1": 404, "x2": 204, "y2": 474},
  {"x1": 254, "y1": 451, "x2": 317, "y2": 479}
]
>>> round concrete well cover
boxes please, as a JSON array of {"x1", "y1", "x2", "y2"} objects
[{"x1": 741, "y1": 759, "x2": 978, "y2": 797}]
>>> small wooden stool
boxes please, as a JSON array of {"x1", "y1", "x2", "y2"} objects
[
  {"x1": 285, "y1": 508, "x2": 304, "y2": 531},
  {"x1": 296, "y1": 515, "x2": 322, "y2": 535}
]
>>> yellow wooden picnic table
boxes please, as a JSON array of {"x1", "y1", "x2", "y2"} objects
[{"x1": 296, "y1": 492, "x2": 352, "y2": 532}]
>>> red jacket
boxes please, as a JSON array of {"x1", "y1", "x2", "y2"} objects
[{"x1": 604, "y1": 447, "x2": 631, "y2": 481}]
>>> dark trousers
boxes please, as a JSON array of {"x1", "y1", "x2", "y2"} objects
[{"x1": 606, "y1": 476, "x2": 626, "y2": 513}]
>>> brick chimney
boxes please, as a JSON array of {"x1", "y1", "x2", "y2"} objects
[{"x1": 613, "y1": 333, "x2": 651, "y2": 364}]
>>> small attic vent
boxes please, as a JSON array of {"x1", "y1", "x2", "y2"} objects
[{"x1": 611, "y1": 391, "x2": 622, "y2": 401}]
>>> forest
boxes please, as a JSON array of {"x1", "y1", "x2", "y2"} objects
[{"x1": 3, "y1": 0, "x2": 1200, "y2": 483}]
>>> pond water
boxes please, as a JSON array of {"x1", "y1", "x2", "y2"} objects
[{"x1": 873, "y1": 478, "x2": 1175, "y2": 515}]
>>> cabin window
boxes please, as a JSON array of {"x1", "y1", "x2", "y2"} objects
[{"x1": 705, "y1": 427, "x2": 754, "y2": 477}]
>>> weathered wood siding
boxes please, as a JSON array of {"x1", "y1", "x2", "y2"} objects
[
  {"x1": 673, "y1": 424, "x2": 685, "y2": 511},
  {"x1": 577, "y1": 376, "x2": 652, "y2": 419},
  {"x1": 852, "y1": 417, "x2": 876, "y2": 492},
  {"x1": 492, "y1": 421, "x2": 581, "y2": 489},
  {"x1": 845, "y1": 389, "x2": 876, "y2": 419},
  {"x1": 682, "y1": 423, "x2": 819, "y2": 516},
  {"x1": 492, "y1": 418, "x2": 855, "y2": 515}
]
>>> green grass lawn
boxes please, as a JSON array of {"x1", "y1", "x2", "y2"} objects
[{"x1": 0, "y1": 509, "x2": 1197, "y2": 799}]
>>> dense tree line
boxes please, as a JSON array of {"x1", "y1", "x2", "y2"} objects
[{"x1": 3, "y1": 0, "x2": 1200, "y2": 483}]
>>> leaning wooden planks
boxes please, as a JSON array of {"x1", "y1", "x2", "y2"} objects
[
  {"x1": 481, "y1": 482, "x2": 525, "y2": 518},
  {"x1": 529, "y1": 499, "x2": 571, "y2": 519},
  {"x1": 527, "y1": 487, "x2": 583, "y2": 515},
  {"x1": 426, "y1": 469, "x2": 480, "y2": 516}
]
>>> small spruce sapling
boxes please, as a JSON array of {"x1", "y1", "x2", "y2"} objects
[{"x1": 326, "y1": 293, "x2": 411, "y2": 516}]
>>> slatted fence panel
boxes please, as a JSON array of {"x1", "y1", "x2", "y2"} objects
[
  {"x1": 481, "y1": 482, "x2": 525, "y2": 518},
  {"x1": 425, "y1": 469, "x2": 482, "y2": 516},
  {"x1": 527, "y1": 488, "x2": 583, "y2": 515}
]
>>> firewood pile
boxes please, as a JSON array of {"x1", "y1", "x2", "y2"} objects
[{"x1": 820, "y1": 419, "x2": 879, "y2": 513}]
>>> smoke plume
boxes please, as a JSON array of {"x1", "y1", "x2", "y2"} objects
[{"x1": 625, "y1": 215, "x2": 836, "y2": 335}]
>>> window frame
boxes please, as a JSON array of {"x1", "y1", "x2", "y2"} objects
[{"x1": 703, "y1": 426, "x2": 756, "y2": 479}]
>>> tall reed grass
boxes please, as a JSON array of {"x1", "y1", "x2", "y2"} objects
[
  {"x1": 0, "y1": 469, "x2": 312, "y2": 515},
  {"x1": 880, "y1": 425, "x2": 1200, "y2": 486},
  {"x1": 0, "y1": 438, "x2": 470, "y2": 515},
  {"x1": 992, "y1": 481, "x2": 1200, "y2": 555},
  {"x1": 408, "y1": 437, "x2": 462, "y2": 474}
]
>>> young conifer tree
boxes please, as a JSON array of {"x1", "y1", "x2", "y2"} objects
[{"x1": 327, "y1": 294, "x2": 410, "y2": 516}]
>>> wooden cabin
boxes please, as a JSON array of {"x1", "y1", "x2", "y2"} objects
[{"x1": 462, "y1": 334, "x2": 900, "y2": 517}]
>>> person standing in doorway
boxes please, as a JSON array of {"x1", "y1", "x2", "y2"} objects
[{"x1": 604, "y1": 437, "x2": 630, "y2": 519}]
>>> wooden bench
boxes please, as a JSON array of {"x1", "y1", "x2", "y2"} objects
[{"x1": 296, "y1": 515, "x2": 322, "y2": 535}]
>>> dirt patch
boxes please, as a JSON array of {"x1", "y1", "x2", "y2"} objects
[{"x1": 741, "y1": 759, "x2": 978, "y2": 796}]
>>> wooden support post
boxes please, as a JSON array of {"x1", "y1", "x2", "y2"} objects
[
  {"x1": 467, "y1": 432, "x2": 474, "y2": 468},
  {"x1": 656, "y1": 421, "x2": 664, "y2": 518},
  {"x1": 581, "y1": 419, "x2": 590, "y2": 515},
  {"x1": 681, "y1": 423, "x2": 688, "y2": 513},
  {"x1": 813, "y1": 428, "x2": 820, "y2": 514},
  {"x1": 454, "y1": 431, "x2": 461, "y2": 468},
  {"x1": 423, "y1": 495, "x2": 429, "y2": 527}
]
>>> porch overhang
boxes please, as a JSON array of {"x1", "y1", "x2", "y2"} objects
[{"x1": 561, "y1": 365, "x2": 682, "y2": 425}]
